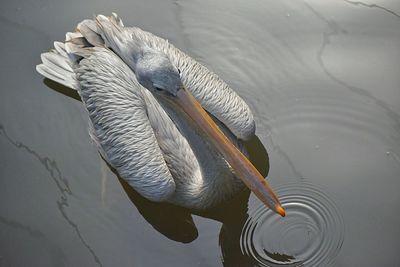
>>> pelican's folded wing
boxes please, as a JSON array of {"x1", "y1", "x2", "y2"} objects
[
  {"x1": 74, "y1": 47, "x2": 176, "y2": 202},
  {"x1": 96, "y1": 14, "x2": 255, "y2": 141}
]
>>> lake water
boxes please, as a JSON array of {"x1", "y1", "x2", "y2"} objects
[{"x1": 1, "y1": 0, "x2": 399, "y2": 266}]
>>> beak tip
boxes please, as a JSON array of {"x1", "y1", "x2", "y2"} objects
[{"x1": 276, "y1": 206, "x2": 286, "y2": 217}]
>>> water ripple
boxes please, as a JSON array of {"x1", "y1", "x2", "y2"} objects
[{"x1": 240, "y1": 182, "x2": 344, "y2": 266}]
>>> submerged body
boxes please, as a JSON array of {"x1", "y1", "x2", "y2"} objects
[{"x1": 37, "y1": 14, "x2": 284, "y2": 215}]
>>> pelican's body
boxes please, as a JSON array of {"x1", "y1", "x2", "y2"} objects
[{"x1": 37, "y1": 14, "x2": 284, "y2": 214}]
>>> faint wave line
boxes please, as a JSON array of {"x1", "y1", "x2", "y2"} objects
[
  {"x1": 264, "y1": 133, "x2": 304, "y2": 180},
  {"x1": 0, "y1": 215, "x2": 44, "y2": 238},
  {"x1": 272, "y1": 142, "x2": 304, "y2": 179},
  {"x1": 0, "y1": 15, "x2": 51, "y2": 41},
  {"x1": 0, "y1": 124, "x2": 103, "y2": 267},
  {"x1": 173, "y1": 0, "x2": 191, "y2": 51},
  {"x1": 387, "y1": 151, "x2": 400, "y2": 165},
  {"x1": 0, "y1": 215, "x2": 67, "y2": 266},
  {"x1": 343, "y1": 0, "x2": 400, "y2": 19}
]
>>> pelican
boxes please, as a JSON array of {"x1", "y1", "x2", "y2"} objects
[{"x1": 36, "y1": 13, "x2": 285, "y2": 216}]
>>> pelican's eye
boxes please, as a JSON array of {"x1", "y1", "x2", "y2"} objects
[{"x1": 154, "y1": 86, "x2": 163, "y2": 92}]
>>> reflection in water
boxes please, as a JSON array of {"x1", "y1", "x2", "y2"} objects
[
  {"x1": 306, "y1": 2, "x2": 400, "y2": 134},
  {"x1": 343, "y1": 0, "x2": 400, "y2": 18},
  {"x1": 118, "y1": 174, "x2": 199, "y2": 244},
  {"x1": 241, "y1": 182, "x2": 344, "y2": 267},
  {"x1": 0, "y1": 124, "x2": 103, "y2": 267}
]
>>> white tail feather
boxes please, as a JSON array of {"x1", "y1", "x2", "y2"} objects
[
  {"x1": 36, "y1": 42, "x2": 78, "y2": 90},
  {"x1": 36, "y1": 16, "x2": 113, "y2": 90}
]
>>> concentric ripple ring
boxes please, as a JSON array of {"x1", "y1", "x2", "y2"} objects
[{"x1": 240, "y1": 182, "x2": 345, "y2": 266}]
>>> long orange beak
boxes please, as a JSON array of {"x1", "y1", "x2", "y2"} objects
[{"x1": 174, "y1": 87, "x2": 285, "y2": 217}]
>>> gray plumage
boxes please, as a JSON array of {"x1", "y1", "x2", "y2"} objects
[{"x1": 36, "y1": 13, "x2": 256, "y2": 209}]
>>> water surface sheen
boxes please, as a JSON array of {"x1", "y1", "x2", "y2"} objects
[{"x1": 1, "y1": 0, "x2": 400, "y2": 266}]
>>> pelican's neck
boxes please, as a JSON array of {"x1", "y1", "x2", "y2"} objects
[{"x1": 152, "y1": 94, "x2": 245, "y2": 209}]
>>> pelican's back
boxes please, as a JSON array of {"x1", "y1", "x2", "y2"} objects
[{"x1": 95, "y1": 14, "x2": 255, "y2": 141}]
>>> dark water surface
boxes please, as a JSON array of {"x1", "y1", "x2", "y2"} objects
[{"x1": 1, "y1": 0, "x2": 399, "y2": 266}]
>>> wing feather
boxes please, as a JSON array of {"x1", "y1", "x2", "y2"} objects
[{"x1": 75, "y1": 47, "x2": 176, "y2": 201}]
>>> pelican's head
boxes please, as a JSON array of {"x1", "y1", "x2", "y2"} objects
[
  {"x1": 134, "y1": 49, "x2": 285, "y2": 217},
  {"x1": 135, "y1": 49, "x2": 182, "y2": 96}
]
